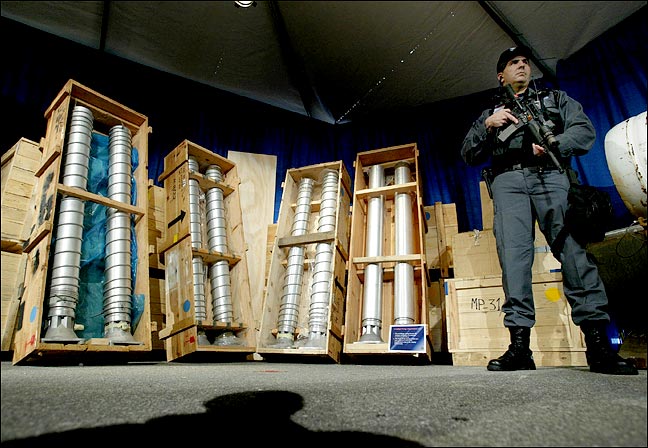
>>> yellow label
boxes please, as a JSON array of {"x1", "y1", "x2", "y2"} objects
[{"x1": 544, "y1": 287, "x2": 561, "y2": 302}]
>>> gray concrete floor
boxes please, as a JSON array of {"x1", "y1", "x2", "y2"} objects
[{"x1": 1, "y1": 359, "x2": 646, "y2": 447}]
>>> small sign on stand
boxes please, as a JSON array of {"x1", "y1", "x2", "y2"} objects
[{"x1": 388, "y1": 324, "x2": 426, "y2": 353}]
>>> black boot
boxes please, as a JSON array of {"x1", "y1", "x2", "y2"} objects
[
  {"x1": 487, "y1": 327, "x2": 536, "y2": 371},
  {"x1": 582, "y1": 321, "x2": 638, "y2": 375}
]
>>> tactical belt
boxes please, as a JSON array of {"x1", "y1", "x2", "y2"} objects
[{"x1": 492, "y1": 162, "x2": 561, "y2": 177}]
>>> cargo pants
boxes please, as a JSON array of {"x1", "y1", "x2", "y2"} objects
[{"x1": 491, "y1": 167, "x2": 610, "y2": 328}]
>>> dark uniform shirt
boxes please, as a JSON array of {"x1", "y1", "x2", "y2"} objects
[{"x1": 461, "y1": 88, "x2": 596, "y2": 173}]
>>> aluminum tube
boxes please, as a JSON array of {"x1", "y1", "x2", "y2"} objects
[
  {"x1": 209, "y1": 260, "x2": 233, "y2": 321},
  {"x1": 42, "y1": 105, "x2": 93, "y2": 343},
  {"x1": 106, "y1": 125, "x2": 132, "y2": 204},
  {"x1": 307, "y1": 245, "x2": 333, "y2": 334},
  {"x1": 359, "y1": 165, "x2": 385, "y2": 343},
  {"x1": 299, "y1": 169, "x2": 339, "y2": 348},
  {"x1": 187, "y1": 157, "x2": 208, "y2": 331},
  {"x1": 275, "y1": 177, "x2": 314, "y2": 346},
  {"x1": 103, "y1": 124, "x2": 139, "y2": 345},
  {"x1": 290, "y1": 178, "x2": 314, "y2": 236},
  {"x1": 60, "y1": 105, "x2": 93, "y2": 190},
  {"x1": 44, "y1": 196, "x2": 86, "y2": 342},
  {"x1": 187, "y1": 157, "x2": 203, "y2": 250},
  {"x1": 393, "y1": 162, "x2": 415, "y2": 325},
  {"x1": 205, "y1": 165, "x2": 233, "y2": 320},
  {"x1": 192, "y1": 257, "x2": 207, "y2": 322},
  {"x1": 204, "y1": 164, "x2": 243, "y2": 346},
  {"x1": 277, "y1": 246, "x2": 306, "y2": 335},
  {"x1": 205, "y1": 165, "x2": 228, "y2": 253}
]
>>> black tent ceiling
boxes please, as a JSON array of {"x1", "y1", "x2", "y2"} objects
[{"x1": 1, "y1": 1, "x2": 645, "y2": 123}]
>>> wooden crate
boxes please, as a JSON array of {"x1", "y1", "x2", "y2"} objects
[
  {"x1": 12, "y1": 79, "x2": 152, "y2": 364},
  {"x1": 423, "y1": 202, "x2": 458, "y2": 277},
  {"x1": 343, "y1": 143, "x2": 432, "y2": 362},
  {"x1": 444, "y1": 273, "x2": 587, "y2": 367},
  {"x1": 257, "y1": 161, "x2": 352, "y2": 362},
  {"x1": 1, "y1": 251, "x2": 28, "y2": 352},
  {"x1": 452, "y1": 227, "x2": 562, "y2": 279},
  {"x1": 1, "y1": 138, "x2": 42, "y2": 252},
  {"x1": 157, "y1": 140, "x2": 256, "y2": 361}
]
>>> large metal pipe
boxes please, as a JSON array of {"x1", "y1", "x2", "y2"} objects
[
  {"x1": 393, "y1": 162, "x2": 415, "y2": 325},
  {"x1": 297, "y1": 169, "x2": 339, "y2": 348},
  {"x1": 205, "y1": 164, "x2": 242, "y2": 346},
  {"x1": 274, "y1": 176, "x2": 314, "y2": 348},
  {"x1": 359, "y1": 164, "x2": 385, "y2": 343},
  {"x1": 103, "y1": 124, "x2": 140, "y2": 345},
  {"x1": 42, "y1": 105, "x2": 94, "y2": 343},
  {"x1": 188, "y1": 156, "x2": 209, "y2": 345}
]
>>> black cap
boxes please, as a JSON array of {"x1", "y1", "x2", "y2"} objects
[{"x1": 496, "y1": 46, "x2": 532, "y2": 73}]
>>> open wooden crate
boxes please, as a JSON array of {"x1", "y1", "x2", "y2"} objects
[
  {"x1": 157, "y1": 140, "x2": 256, "y2": 361},
  {"x1": 257, "y1": 161, "x2": 351, "y2": 362},
  {"x1": 343, "y1": 143, "x2": 432, "y2": 363},
  {"x1": 12, "y1": 80, "x2": 152, "y2": 364}
]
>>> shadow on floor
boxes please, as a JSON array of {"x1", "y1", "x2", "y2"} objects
[{"x1": 2, "y1": 390, "x2": 424, "y2": 447}]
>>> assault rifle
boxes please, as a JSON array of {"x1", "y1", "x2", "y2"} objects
[{"x1": 498, "y1": 84, "x2": 564, "y2": 173}]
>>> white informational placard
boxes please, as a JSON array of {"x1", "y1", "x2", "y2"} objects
[{"x1": 388, "y1": 324, "x2": 427, "y2": 353}]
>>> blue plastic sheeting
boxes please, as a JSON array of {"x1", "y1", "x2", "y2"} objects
[{"x1": 50, "y1": 131, "x2": 144, "y2": 339}]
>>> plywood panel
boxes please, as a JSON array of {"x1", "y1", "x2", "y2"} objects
[{"x1": 226, "y1": 150, "x2": 277, "y2": 339}]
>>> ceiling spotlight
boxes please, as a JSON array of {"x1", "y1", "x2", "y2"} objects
[{"x1": 234, "y1": 1, "x2": 256, "y2": 7}]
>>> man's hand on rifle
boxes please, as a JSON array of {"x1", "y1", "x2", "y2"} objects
[
  {"x1": 532, "y1": 143, "x2": 546, "y2": 156},
  {"x1": 485, "y1": 108, "x2": 518, "y2": 133}
]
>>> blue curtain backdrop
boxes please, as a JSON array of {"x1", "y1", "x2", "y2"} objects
[
  {"x1": 1, "y1": 6, "x2": 645, "y2": 232},
  {"x1": 556, "y1": 7, "x2": 647, "y2": 227}
]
